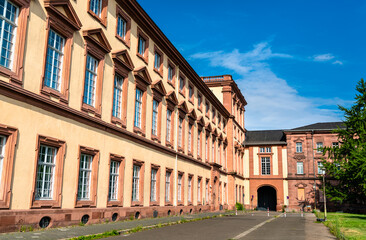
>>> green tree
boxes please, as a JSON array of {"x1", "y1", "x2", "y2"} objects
[{"x1": 322, "y1": 79, "x2": 366, "y2": 204}]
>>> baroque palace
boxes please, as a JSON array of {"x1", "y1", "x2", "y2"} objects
[{"x1": 0, "y1": 0, "x2": 341, "y2": 232}]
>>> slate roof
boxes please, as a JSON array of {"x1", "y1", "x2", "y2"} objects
[
  {"x1": 290, "y1": 122, "x2": 345, "y2": 131},
  {"x1": 244, "y1": 130, "x2": 286, "y2": 146}
]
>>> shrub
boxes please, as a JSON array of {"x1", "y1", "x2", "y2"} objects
[{"x1": 235, "y1": 202, "x2": 244, "y2": 211}]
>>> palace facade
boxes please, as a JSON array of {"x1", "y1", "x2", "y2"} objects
[{"x1": 0, "y1": 0, "x2": 343, "y2": 233}]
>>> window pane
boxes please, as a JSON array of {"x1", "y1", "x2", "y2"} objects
[
  {"x1": 134, "y1": 89, "x2": 142, "y2": 128},
  {"x1": 152, "y1": 100, "x2": 158, "y2": 136},
  {"x1": 36, "y1": 145, "x2": 57, "y2": 200},
  {"x1": 0, "y1": 135, "x2": 6, "y2": 185},
  {"x1": 117, "y1": 16, "x2": 127, "y2": 39},
  {"x1": 77, "y1": 154, "x2": 93, "y2": 200},
  {"x1": 90, "y1": 0, "x2": 102, "y2": 17},
  {"x1": 108, "y1": 161, "x2": 120, "y2": 201},
  {"x1": 138, "y1": 37, "x2": 145, "y2": 56},
  {"x1": 112, "y1": 75, "x2": 123, "y2": 118},
  {"x1": 166, "y1": 109, "x2": 171, "y2": 142},
  {"x1": 83, "y1": 55, "x2": 98, "y2": 106}
]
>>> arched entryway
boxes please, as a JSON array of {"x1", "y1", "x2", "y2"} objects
[{"x1": 257, "y1": 186, "x2": 277, "y2": 211}]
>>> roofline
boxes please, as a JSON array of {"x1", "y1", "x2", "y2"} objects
[
  {"x1": 117, "y1": 0, "x2": 230, "y2": 118},
  {"x1": 244, "y1": 142, "x2": 287, "y2": 146}
]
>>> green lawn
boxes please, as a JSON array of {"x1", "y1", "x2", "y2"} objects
[{"x1": 316, "y1": 212, "x2": 366, "y2": 240}]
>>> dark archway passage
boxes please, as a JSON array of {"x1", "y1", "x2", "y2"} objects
[{"x1": 257, "y1": 186, "x2": 277, "y2": 211}]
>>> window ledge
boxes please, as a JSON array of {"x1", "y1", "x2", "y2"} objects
[
  {"x1": 81, "y1": 103, "x2": 101, "y2": 118},
  {"x1": 179, "y1": 90, "x2": 185, "y2": 98},
  {"x1": 111, "y1": 116, "x2": 127, "y2": 129},
  {"x1": 87, "y1": 9, "x2": 107, "y2": 28},
  {"x1": 115, "y1": 35, "x2": 130, "y2": 48},
  {"x1": 40, "y1": 86, "x2": 68, "y2": 104},
  {"x1": 133, "y1": 126, "x2": 146, "y2": 137},
  {"x1": 153, "y1": 68, "x2": 163, "y2": 78},
  {"x1": 136, "y1": 53, "x2": 148, "y2": 65},
  {"x1": 107, "y1": 200, "x2": 123, "y2": 207}
]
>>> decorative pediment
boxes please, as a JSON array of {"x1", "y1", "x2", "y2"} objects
[
  {"x1": 166, "y1": 91, "x2": 178, "y2": 106},
  {"x1": 218, "y1": 133, "x2": 223, "y2": 140},
  {"x1": 83, "y1": 29, "x2": 112, "y2": 55},
  {"x1": 188, "y1": 108, "x2": 197, "y2": 120},
  {"x1": 178, "y1": 101, "x2": 188, "y2": 114},
  {"x1": 44, "y1": 0, "x2": 82, "y2": 31},
  {"x1": 151, "y1": 79, "x2": 167, "y2": 101},
  {"x1": 197, "y1": 116, "x2": 205, "y2": 127},
  {"x1": 205, "y1": 122, "x2": 212, "y2": 132},
  {"x1": 294, "y1": 154, "x2": 306, "y2": 160},
  {"x1": 112, "y1": 50, "x2": 134, "y2": 75},
  {"x1": 223, "y1": 137, "x2": 228, "y2": 145},
  {"x1": 134, "y1": 67, "x2": 152, "y2": 91},
  {"x1": 212, "y1": 128, "x2": 218, "y2": 136},
  {"x1": 295, "y1": 183, "x2": 307, "y2": 188}
]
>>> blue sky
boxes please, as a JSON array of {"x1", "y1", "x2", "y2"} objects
[{"x1": 138, "y1": 0, "x2": 366, "y2": 130}]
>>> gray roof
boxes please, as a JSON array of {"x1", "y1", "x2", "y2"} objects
[
  {"x1": 244, "y1": 130, "x2": 286, "y2": 146},
  {"x1": 290, "y1": 122, "x2": 345, "y2": 131}
]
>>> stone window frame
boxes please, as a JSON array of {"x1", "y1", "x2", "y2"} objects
[
  {"x1": 0, "y1": 124, "x2": 17, "y2": 209},
  {"x1": 75, "y1": 146, "x2": 99, "y2": 208},
  {"x1": 107, "y1": 153, "x2": 125, "y2": 207},
  {"x1": 164, "y1": 167, "x2": 173, "y2": 206},
  {"x1": 0, "y1": 0, "x2": 30, "y2": 86},
  {"x1": 110, "y1": 50, "x2": 133, "y2": 128},
  {"x1": 136, "y1": 28, "x2": 149, "y2": 64},
  {"x1": 205, "y1": 101, "x2": 210, "y2": 119},
  {"x1": 115, "y1": 5, "x2": 131, "y2": 48},
  {"x1": 296, "y1": 161, "x2": 304, "y2": 175},
  {"x1": 178, "y1": 113, "x2": 185, "y2": 153},
  {"x1": 131, "y1": 159, "x2": 145, "y2": 207},
  {"x1": 260, "y1": 156, "x2": 271, "y2": 176},
  {"x1": 81, "y1": 29, "x2": 111, "y2": 118},
  {"x1": 188, "y1": 82, "x2": 194, "y2": 105},
  {"x1": 149, "y1": 164, "x2": 160, "y2": 206},
  {"x1": 151, "y1": 80, "x2": 166, "y2": 143},
  {"x1": 178, "y1": 72, "x2": 186, "y2": 97},
  {"x1": 87, "y1": 0, "x2": 108, "y2": 27},
  {"x1": 187, "y1": 174, "x2": 194, "y2": 205},
  {"x1": 205, "y1": 178, "x2": 210, "y2": 205},
  {"x1": 177, "y1": 171, "x2": 184, "y2": 206},
  {"x1": 153, "y1": 45, "x2": 163, "y2": 77},
  {"x1": 165, "y1": 93, "x2": 177, "y2": 148},
  {"x1": 40, "y1": 0, "x2": 82, "y2": 104},
  {"x1": 167, "y1": 60, "x2": 176, "y2": 88},
  {"x1": 197, "y1": 176, "x2": 202, "y2": 205},
  {"x1": 197, "y1": 92, "x2": 203, "y2": 112},
  {"x1": 197, "y1": 125, "x2": 203, "y2": 160}
]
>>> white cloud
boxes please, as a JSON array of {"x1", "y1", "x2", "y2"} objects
[
  {"x1": 191, "y1": 42, "x2": 343, "y2": 130},
  {"x1": 333, "y1": 60, "x2": 343, "y2": 65},
  {"x1": 312, "y1": 53, "x2": 335, "y2": 62}
]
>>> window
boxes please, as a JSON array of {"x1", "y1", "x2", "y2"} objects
[
  {"x1": 179, "y1": 76, "x2": 185, "y2": 93},
  {"x1": 296, "y1": 142, "x2": 303, "y2": 153},
  {"x1": 153, "y1": 46, "x2": 164, "y2": 76},
  {"x1": 154, "y1": 52, "x2": 161, "y2": 70},
  {"x1": 197, "y1": 178, "x2": 201, "y2": 202},
  {"x1": 218, "y1": 142, "x2": 221, "y2": 164},
  {"x1": 212, "y1": 109, "x2": 215, "y2": 120},
  {"x1": 316, "y1": 142, "x2": 323, "y2": 153},
  {"x1": 260, "y1": 147, "x2": 265, "y2": 153},
  {"x1": 205, "y1": 135, "x2": 209, "y2": 161},
  {"x1": 205, "y1": 181, "x2": 209, "y2": 204},
  {"x1": 332, "y1": 142, "x2": 339, "y2": 148},
  {"x1": 212, "y1": 139, "x2": 215, "y2": 163},
  {"x1": 78, "y1": 154, "x2": 93, "y2": 200},
  {"x1": 166, "y1": 109, "x2": 172, "y2": 142},
  {"x1": 0, "y1": 0, "x2": 18, "y2": 69},
  {"x1": 112, "y1": 75, "x2": 123, "y2": 118},
  {"x1": 197, "y1": 130, "x2": 201, "y2": 157},
  {"x1": 206, "y1": 102, "x2": 210, "y2": 115},
  {"x1": 198, "y1": 94, "x2": 202, "y2": 109},
  {"x1": 150, "y1": 168, "x2": 157, "y2": 202},
  {"x1": 266, "y1": 147, "x2": 271, "y2": 153},
  {"x1": 165, "y1": 171, "x2": 171, "y2": 202},
  {"x1": 178, "y1": 117, "x2": 183, "y2": 148},
  {"x1": 132, "y1": 165, "x2": 140, "y2": 202},
  {"x1": 134, "y1": 88, "x2": 143, "y2": 128},
  {"x1": 318, "y1": 162, "x2": 325, "y2": 175},
  {"x1": 138, "y1": 36, "x2": 146, "y2": 56},
  {"x1": 83, "y1": 55, "x2": 98, "y2": 106},
  {"x1": 152, "y1": 100, "x2": 159, "y2": 136},
  {"x1": 44, "y1": 30, "x2": 65, "y2": 91},
  {"x1": 177, "y1": 174, "x2": 182, "y2": 202},
  {"x1": 188, "y1": 176, "x2": 192, "y2": 202},
  {"x1": 108, "y1": 161, "x2": 120, "y2": 201},
  {"x1": 189, "y1": 84, "x2": 194, "y2": 101},
  {"x1": 35, "y1": 145, "x2": 57, "y2": 200},
  {"x1": 0, "y1": 136, "x2": 6, "y2": 186},
  {"x1": 117, "y1": 15, "x2": 127, "y2": 40},
  {"x1": 188, "y1": 124, "x2": 192, "y2": 153},
  {"x1": 168, "y1": 63, "x2": 175, "y2": 85},
  {"x1": 89, "y1": 0, "x2": 102, "y2": 17},
  {"x1": 261, "y1": 157, "x2": 270, "y2": 175},
  {"x1": 297, "y1": 162, "x2": 304, "y2": 174}
]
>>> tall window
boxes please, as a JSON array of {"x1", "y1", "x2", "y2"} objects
[
  {"x1": 138, "y1": 36, "x2": 146, "y2": 56},
  {"x1": 83, "y1": 55, "x2": 98, "y2": 106},
  {"x1": 205, "y1": 180, "x2": 209, "y2": 204},
  {"x1": 35, "y1": 145, "x2": 57, "y2": 200},
  {"x1": 134, "y1": 88, "x2": 143, "y2": 128},
  {"x1": 197, "y1": 130, "x2": 201, "y2": 157},
  {"x1": 165, "y1": 171, "x2": 171, "y2": 202},
  {"x1": 117, "y1": 16, "x2": 127, "y2": 40},
  {"x1": 150, "y1": 168, "x2": 157, "y2": 202},
  {"x1": 166, "y1": 109, "x2": 172, "y2": 142},
  {"x1": 218, "y1": 142, "x2": 221, "y2": 164},
  {"x1": 0, "y1": 136, "x2": 5, "y2": 185},
  {"x1": 178, "y1": 174, "x2": 182, "y2": 202},
  {"x1": 318, "y1": 162, "x2": 325, "y2": 174},
  {"x1": 179, "y1": 77, "x2": 184, "y2": 91},
  {"x1": 90, "y1": 0, "x2": 102, "y2": 16},
  {"x1": 205, "y1": 135, "x2": 209, "y2": 161},
  {"x1": 178, "y1": 117, "x2": 183, "y2": 148},
  {"x1": 261, "y1": 157, "x2": 270, "y2": 175},
  {"x1": 212, "y1": 139, "x2": 215, "y2": 162},
  {"x1": 108, "y1": 161, "x2": 120, "y2": 201},
  {"x1": 297, "y1": 162, "x2": 304, "y2": 174},
  {"x1": 198, "y1": 94, "x2": 202, "y2": 107},
  {"x1": 168, "y1": 65, "x2": 174, "y2": 82},
  {"x1": 188, "y1": 124, "x2": 192, "y2": 153},
  {"x1": 188, "y1": 176, "x2": 192, "y2": 202},
  {"x1": 206, "y1": 102, "x2": 209, "y2": 114},
  {"x1": 197, "y1": 178, "x2": 201, "y2": 202},
  {"x1": 44, "y1": 29, "x2": 65, "y2": 91},
  {"x1": 132, "y1": 165, "x2": 140, "y2": 201},
  {"x1": 296, "y1": 142, "x2": 303, "y2": 153},
  {"x1": 189, "y1": 85, "x2": 193, "y2": 99},
  {"x1": 112, "y1": 75, "x2": 123, "y2": 118},
  {"x1": 152, "y1": 100, "x2": 159, "y2": 136},
  {"x1": 316, "y1": 142, "x2": 323, "y2": 153},
  {"x1": 154, "y1": 52, "x2": 161, "y2": 70},
  {"x1": 0, "y1": 0, "x2": 18, "y2": 69},
  {"x1": 78, "y1": 154, "x2": 93, "y2": 200}
]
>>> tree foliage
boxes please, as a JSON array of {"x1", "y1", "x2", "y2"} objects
[{"x1": 322, "y1": 79, "x2": 366, "y2": 204}]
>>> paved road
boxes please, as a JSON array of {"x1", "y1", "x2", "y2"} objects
[{"x1": 110, "y1": 212, "x2": 335, "y2": 240}]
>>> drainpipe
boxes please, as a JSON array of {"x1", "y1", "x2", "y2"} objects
[{"x1": 311, "y1": 130, "x2": 316, "y2": 210}]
